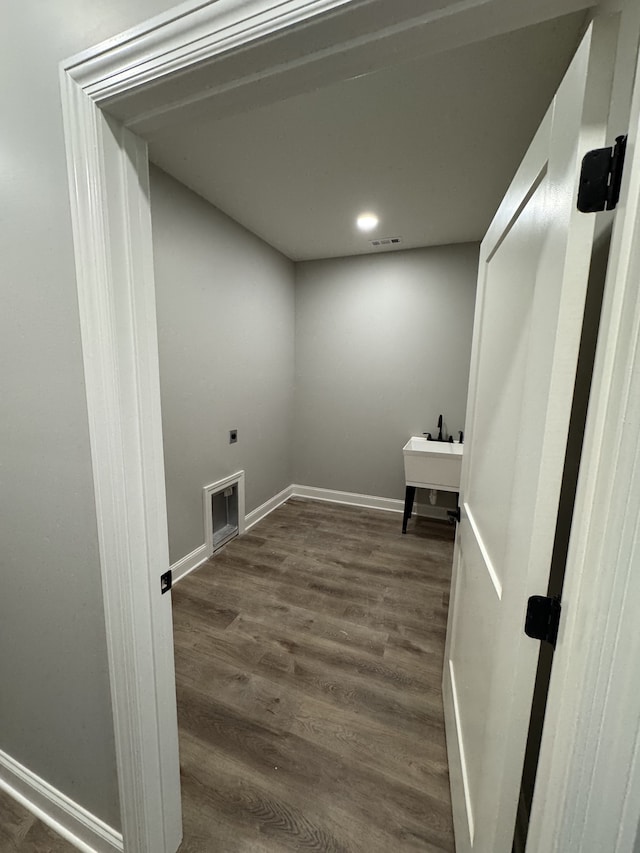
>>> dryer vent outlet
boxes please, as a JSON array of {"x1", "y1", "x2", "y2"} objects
[
  {"x1": 203, "y1": 471, "x2": 246, "y2": 555},
  {"x1": 210, "y1": 485, "x2": 239, "y2": 550}
]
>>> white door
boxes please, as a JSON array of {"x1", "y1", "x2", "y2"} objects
[{"x1": 443, "y1": 17, "x2": 619, "y2": 853}]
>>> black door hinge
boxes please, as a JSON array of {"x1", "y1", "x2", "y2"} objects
[
  {"x1": 160, "y1": 569, "x2": 172, "y2": 595},
  {"x1": 577, "y1": 135, "x2": 627, "y2": 213},
  {"x1": 525, "y1": 595, "x2": 561, "y2": 648}
]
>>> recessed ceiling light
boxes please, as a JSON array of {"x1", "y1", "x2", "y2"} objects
[{"x1": 356, "y1": 212, "x2": 379, "y2": 232}]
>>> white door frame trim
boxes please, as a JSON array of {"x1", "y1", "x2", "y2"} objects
[{"x1": 58, "y1": 0, "x2": 640, "y2": 850}]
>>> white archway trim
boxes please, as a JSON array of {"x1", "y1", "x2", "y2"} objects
[
  {"x1": 59, "y1": 72, "x2": 180, "y2": 852},
  {"x1": 58, "y1": 0, "x2": 639, "y2": 851}
]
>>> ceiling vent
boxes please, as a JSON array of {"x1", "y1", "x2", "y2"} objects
[{"x1": 370, "y1": 236, "x2": 402, "y2": 247}]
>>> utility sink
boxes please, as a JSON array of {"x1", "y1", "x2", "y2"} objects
[{"x1": 403, "y1": 436, "x2": 463, "y2": 490}]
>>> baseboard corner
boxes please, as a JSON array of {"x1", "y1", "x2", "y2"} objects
[
  {"x1": 245, "y1": 485, "x2": 294, "y2": 531},
  {"x1": 291, "y1": 484, "x2": 403, "y2": 514}
]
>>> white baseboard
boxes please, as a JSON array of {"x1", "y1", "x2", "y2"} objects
[
  {"x1": 245, "y1": 485, "x2": 294, "y2": 531},
  {"x1": 291, "y1": 484, "x2": 450, "y2": 521},
  {"x1": 0, "y1": 749, "x2": 122, "y2": 853},
  {"x1": 291, "y1": 484, "x2": 404, "y2": 513},
  {"x1": 170, "y1": 543, "x2": 210, "y2": 584}
]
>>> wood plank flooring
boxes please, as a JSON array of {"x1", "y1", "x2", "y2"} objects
[
  {"x1": 174, "y1": 498, "x2": 455, "y2": 853},
  {"x1": 0, "y1": 788, "x2": 77, "y2": 852},
  {"x1": 0, "y1": 498, "x2": 455, "y2": 853}
]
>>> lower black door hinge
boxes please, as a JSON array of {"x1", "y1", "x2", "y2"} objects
[
  {"x1": 160, "y1": 569, "x2": 172, "y2": 595},
  {"x1": 525, "y1": 595, "x2": 561, "y2": 648},
  {"x1": 577, "y1": 134, "x2": 627, "y2": 213}
]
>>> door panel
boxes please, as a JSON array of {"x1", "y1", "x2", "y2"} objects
[
  {"x1": 443, "y1": 17, "x2": 618, "y2": 853},
  {"x1": 466, "y1": 171, "x2": 546, "y2": 578},
  {"x1": 448, "y1": 518, "x2": 502, "y2": 843}
]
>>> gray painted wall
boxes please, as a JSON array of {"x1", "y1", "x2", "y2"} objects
[
  {"x1": 151, "y1": 167, "x2": 296, "y2": 564},
  {"x1": 293, "y1": 246, "x2": 479, "y2": 500},
  {"x1": 1, "y1": 0, "x2": 179, "y2": 831}
]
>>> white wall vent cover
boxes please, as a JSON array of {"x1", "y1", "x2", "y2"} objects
[
  {"x1": 203, "y1": 471, "x2": 246, "y2": 556},
  {"x1": 370, "y1": 236, "x2": 402, "y2": 247}
]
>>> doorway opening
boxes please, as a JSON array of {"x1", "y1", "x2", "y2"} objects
[{"x1": 58, "y1": 2, "x2": 640, "y2": 852}]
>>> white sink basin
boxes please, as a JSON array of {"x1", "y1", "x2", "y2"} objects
[{"x1": 403, "y1": 436, "x2": 463, "y2": 490}]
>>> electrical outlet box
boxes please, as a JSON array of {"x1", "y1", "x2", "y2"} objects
[{"x1": 229, "y1": 429, "x2": 238, "y2": 444}]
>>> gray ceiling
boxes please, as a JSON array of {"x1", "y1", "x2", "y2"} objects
[{"x1": 148, "y1": 11, "x2": 587, "y2": 261}]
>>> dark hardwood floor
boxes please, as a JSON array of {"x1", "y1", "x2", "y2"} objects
[
  {"x1": 174, "y1": 498, "x2": 455, "y2": 853},
  {"x1": 0, "y1": 498, "x2": 455, "y2": 852}
]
